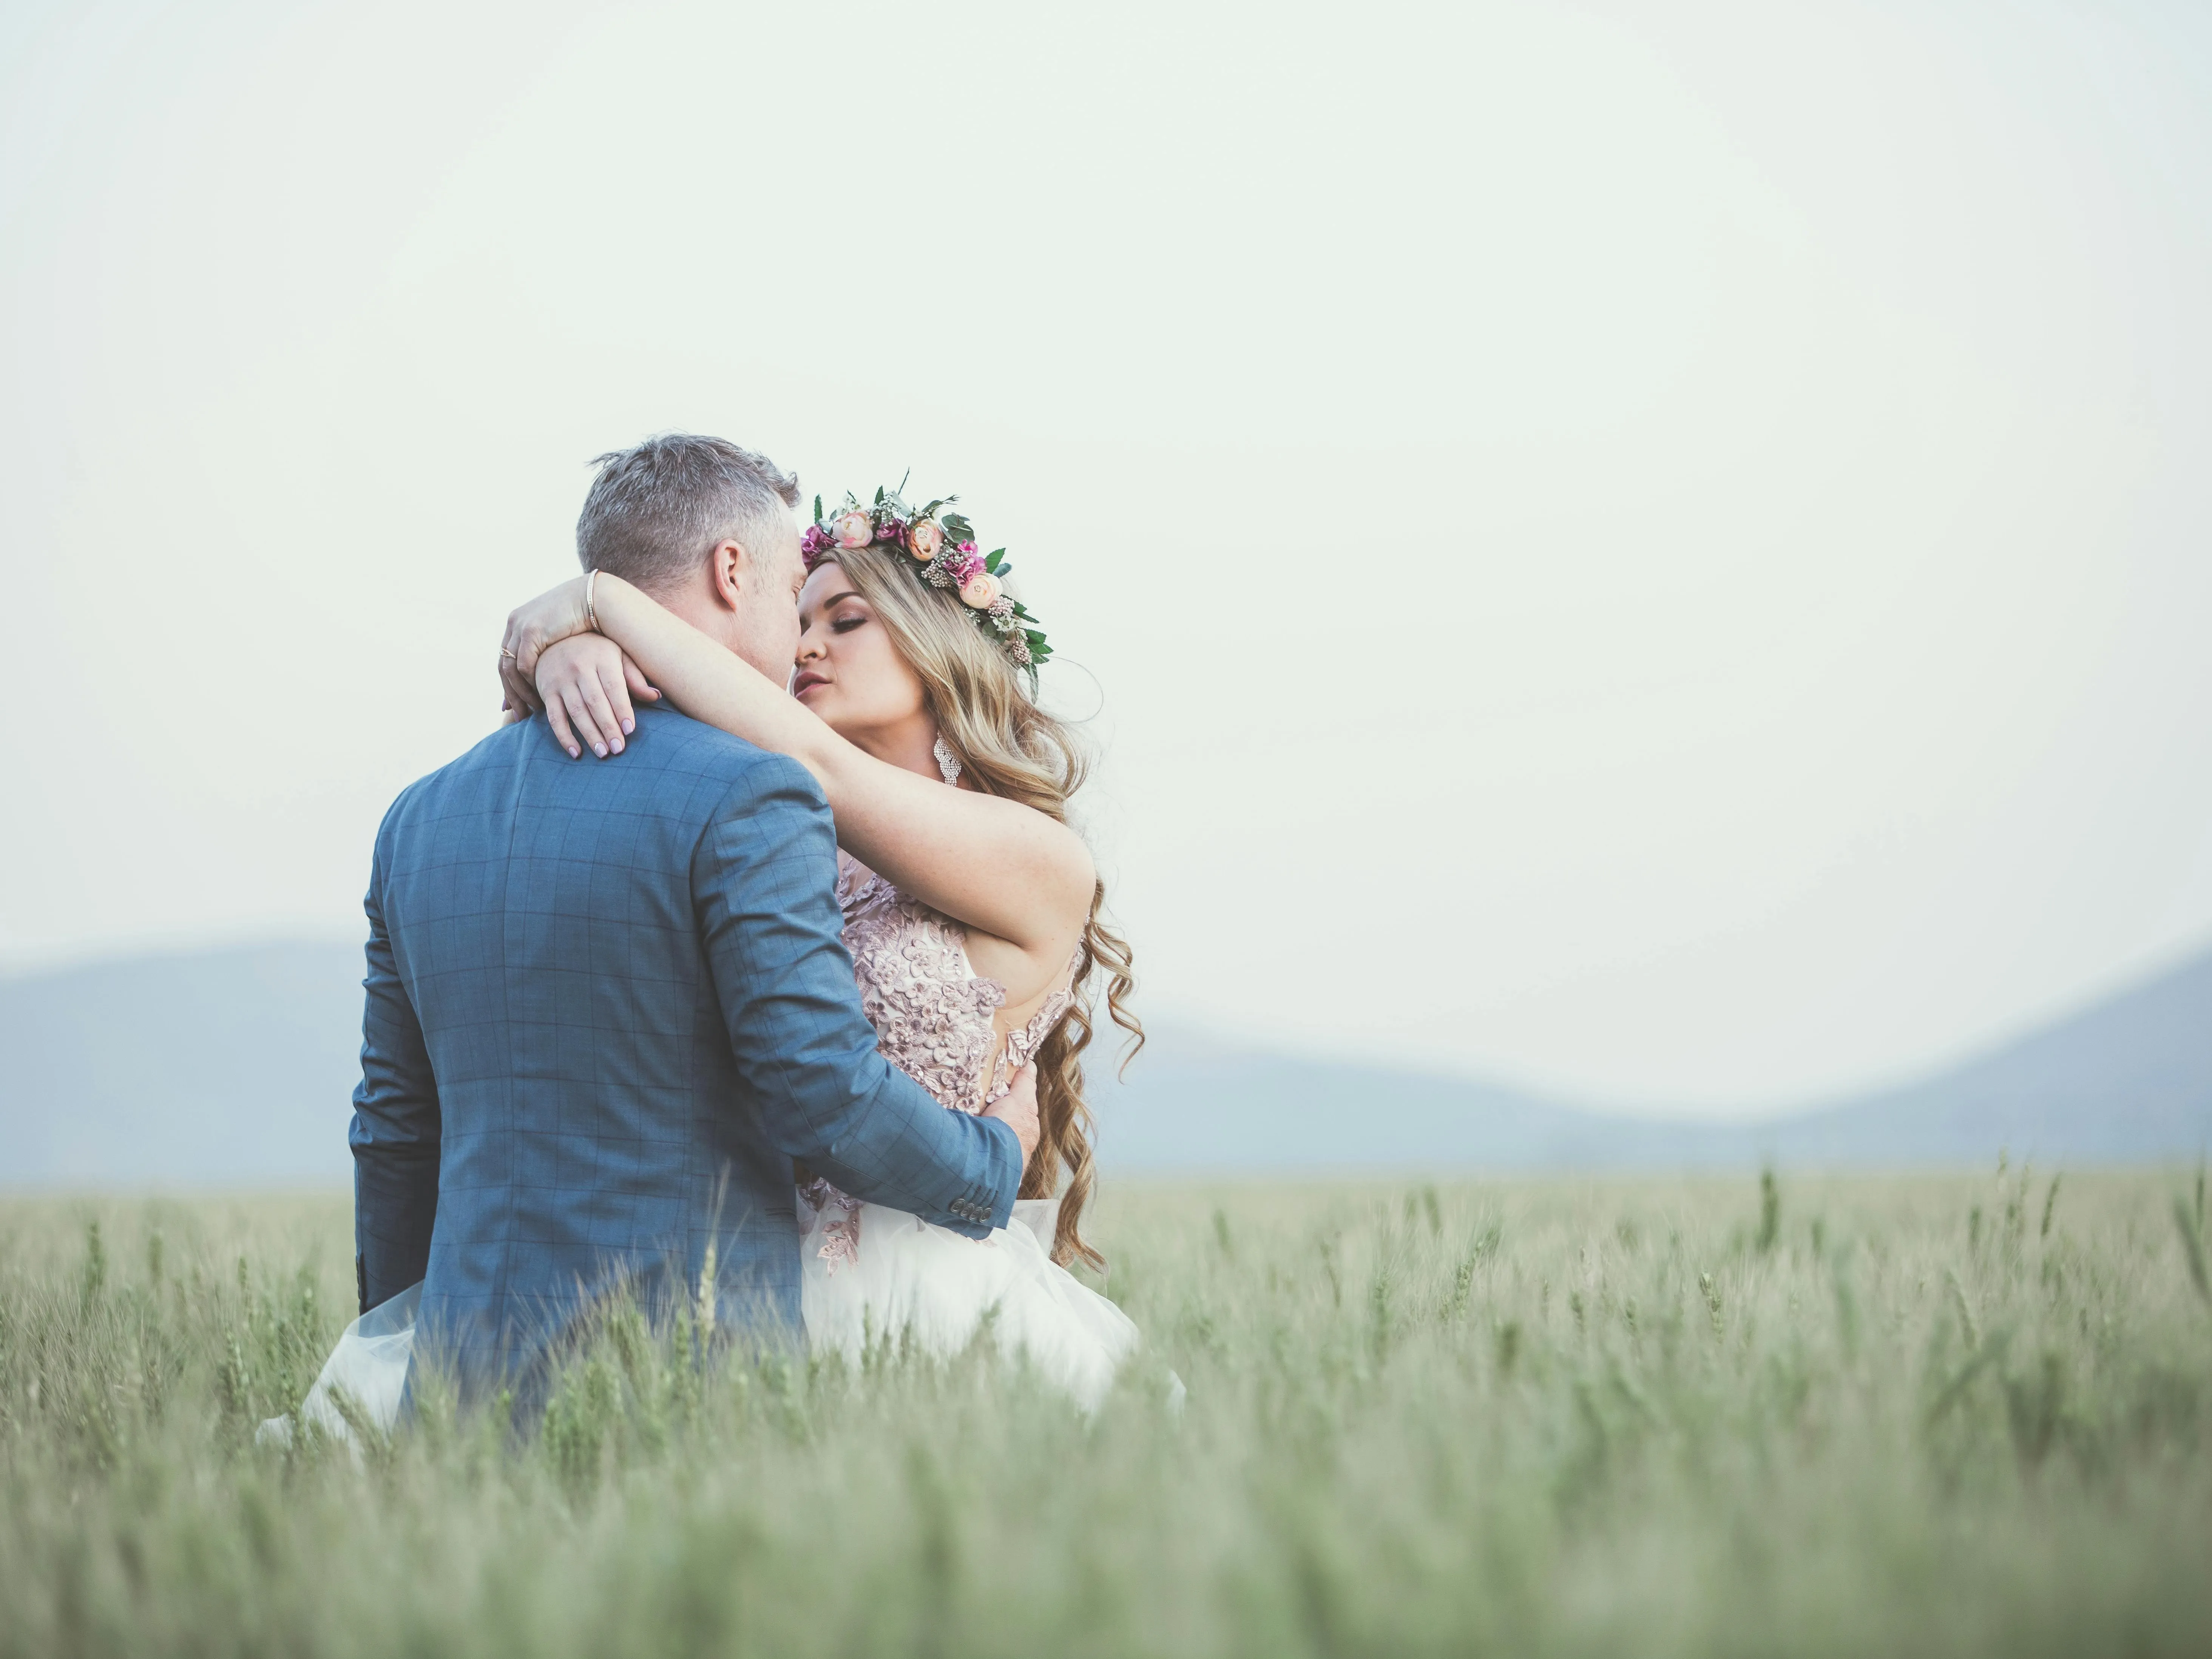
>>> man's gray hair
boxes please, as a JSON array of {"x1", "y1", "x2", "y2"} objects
[{"x1": 576, "y1": 434, "x2": 801, "y2": 594}]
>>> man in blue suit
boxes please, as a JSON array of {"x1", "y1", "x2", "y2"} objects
[{"x1": 348, "y1": 434, "x2": 1034, "y2": 1405}]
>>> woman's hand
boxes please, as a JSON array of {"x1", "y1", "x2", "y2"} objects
[
  {"x1": 534, "y1": 634, "x2": 661, "y2": 759},
  {"x1": 497, "y1": 577, "x2": 596, "y2": 716}
]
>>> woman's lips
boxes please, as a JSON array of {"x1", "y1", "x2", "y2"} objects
[{"x1": 792, "y1": 672, "x2": 829, "y2": 698}]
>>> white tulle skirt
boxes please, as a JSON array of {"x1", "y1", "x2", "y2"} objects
[
  {"x1": 256, "y1": 1282, "x2": 420, "y2": 1449},
  {"x1": 258, "y1": 1199, "x2": 1141, "y2": 1444},
  {"x1": 799, "y1": 1193, "x2": 1139, "y2": 1412}
]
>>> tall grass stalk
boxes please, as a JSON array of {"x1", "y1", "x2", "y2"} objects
[{"x1": 2, "y1": 1175, "x2": 2209, "y2": 1657}]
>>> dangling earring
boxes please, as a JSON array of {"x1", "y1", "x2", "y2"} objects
[{"x1": 932, "y1": 736, "x2": 963, "y2": 786}]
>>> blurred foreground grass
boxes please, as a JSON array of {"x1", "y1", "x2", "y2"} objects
[{"x1": 3, "y1": 1168, "x2": 2211, "y2": 1657}]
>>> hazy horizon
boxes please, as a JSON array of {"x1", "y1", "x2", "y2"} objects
[
  {"x1": 4, "y1": 0, "x2": 2209, "y2": 1116},
  {"x1": 7, "y1": 927, "x2": 2208, "y2": 1130}
]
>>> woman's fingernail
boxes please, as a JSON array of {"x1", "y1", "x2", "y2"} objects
[
  {"x1": 610, "y1": 739, "x2": 624, "y2": 754},
  {"x1": 621, "y1": 718, "x2": 634, "y2": 735},
  {"x1": 593, "y1": 744, "x2": 607, "y2": 758}
]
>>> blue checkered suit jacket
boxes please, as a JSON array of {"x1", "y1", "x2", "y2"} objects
[{"x1": 348, "y1": 702, "x2": 1020, "y2": 1396}]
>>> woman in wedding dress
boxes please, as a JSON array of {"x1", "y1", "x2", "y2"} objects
[{"x1": 496, "y1": 484, "x2": 1145, "y2": 1409}]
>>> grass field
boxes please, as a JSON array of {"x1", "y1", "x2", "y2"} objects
[{"x1": 3, "y1": 1167, "x2": 2210, "y2": 1657}]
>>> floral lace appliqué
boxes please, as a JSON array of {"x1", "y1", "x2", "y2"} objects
[
  {"x1": 806, "y1": 855, "x2": 1079, "y2": 1270},
  {"x1": 836, "y1": 857, "x2": 1006, "y2": 1116},
  {"x1": 800, "y1": 1177, "x2": 863, "y2": 1274}
]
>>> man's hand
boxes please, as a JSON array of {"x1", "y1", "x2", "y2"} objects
[{"x1": 982, "y1": 1062, "x2": 1040, "y2": 1170}]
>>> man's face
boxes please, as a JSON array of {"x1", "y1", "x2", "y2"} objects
[{"x1": 725, "y1": 508, "x2": 806, "y2": 680}]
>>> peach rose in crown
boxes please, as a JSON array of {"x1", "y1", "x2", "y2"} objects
[
  {"x1": 831, "y1": 511, "x2": 874, "y2": 551},
  {"x1": 959, "y1": 571, "x2": 1002, "y2": 610},
  {"x1": 907, "y1": 519, "x2": 944, "y2": 560}
]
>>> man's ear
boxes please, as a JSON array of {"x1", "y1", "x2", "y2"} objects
[{"x1": 705, "y1": 540, "x2": 749, "y2": 612}]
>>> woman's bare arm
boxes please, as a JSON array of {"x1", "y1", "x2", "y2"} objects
[{"x1": 506, "y1": 575, "x2": 1094, "y2": 983}]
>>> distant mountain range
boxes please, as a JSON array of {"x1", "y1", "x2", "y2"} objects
[
  {"x1": 2, "y1": 944, "x2": 366, "y2": 1188},
  {"x1": 2, "y1": 941, "x2": 2207, "y2": 1188},
  {"x1": 1099, "y1": 948, "x2": 2212, "y2": 1171}
]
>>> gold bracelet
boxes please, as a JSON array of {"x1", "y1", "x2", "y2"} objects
[{"x1": 586, "y1": 568, "x2": 600, "y2": 631}]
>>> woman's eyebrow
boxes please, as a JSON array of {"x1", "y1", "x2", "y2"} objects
[{"x1": 820, "y1": 590, "x2": 863, "y2": 608}]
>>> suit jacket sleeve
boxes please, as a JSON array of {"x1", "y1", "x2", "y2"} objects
[
  {"x1": 349, "y1": 813, "x2": 441, "y2": 1312},
  {"x1": 693, "y1": 752, "x2": 1022, "y2": 1238}
]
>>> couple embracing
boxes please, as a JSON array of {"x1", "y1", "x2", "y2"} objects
[{"x1": 282, "y1": 433, "x2": 1144, "y2": 1440}]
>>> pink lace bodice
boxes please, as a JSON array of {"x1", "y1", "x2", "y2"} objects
[
  {"x1": 802, "y1": 854, "x2": 1077, "y2": 1267},
  {"x1": 834, "y1": 855, "x2": 1074, "y2": 1112}
]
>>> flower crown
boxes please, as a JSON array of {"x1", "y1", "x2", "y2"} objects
[{"x1": 800, "y1": 484, "x2": 1052, "y2": 671}]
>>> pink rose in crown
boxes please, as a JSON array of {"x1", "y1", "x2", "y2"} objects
[
  {"x1": 832, "y1": 511, "x2": 874, "y2": 551},
  {"x1": 908, "y1": 519, "x2": 944, "y2": 560},
  {"x1": 960, "y1": 571, "x2": 1002, "y2": 610}
]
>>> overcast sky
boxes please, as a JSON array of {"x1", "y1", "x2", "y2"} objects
[{"x1": 3, "y1": 0, "x2": 2208, "y2": 1117}]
